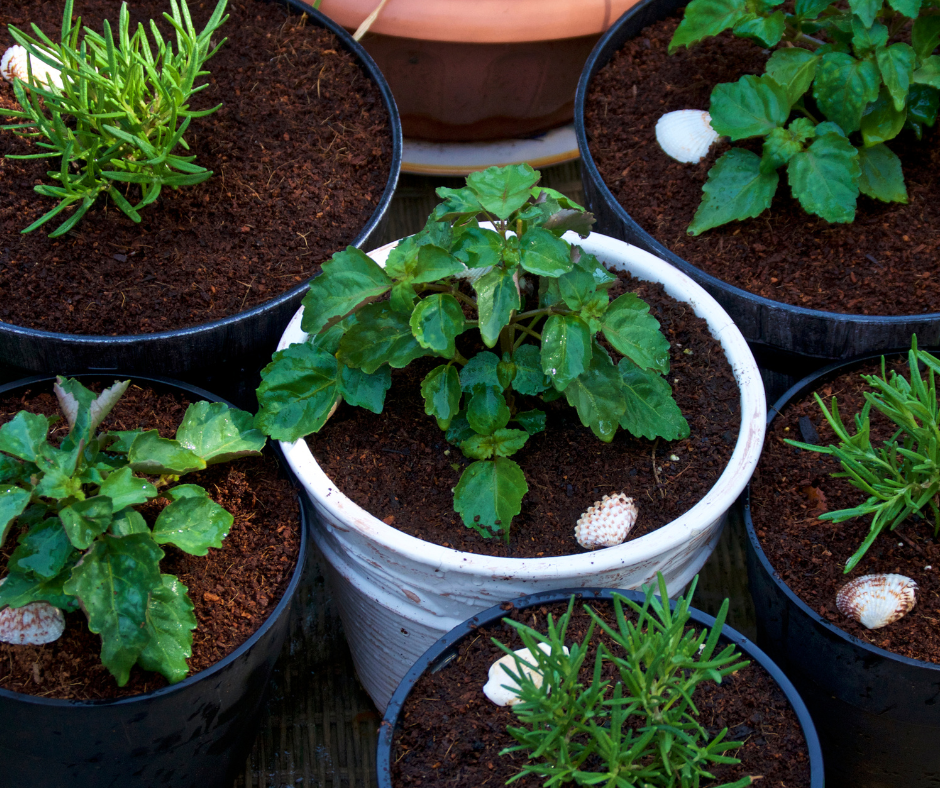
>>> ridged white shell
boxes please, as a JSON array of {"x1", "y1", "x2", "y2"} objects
[
  {"x1": 836, "y1": 573, "x2": 918, "y2": 630},
  {"x1": 575, "y1": 493, "x2": 638, "y2": 550},
  {"x1": 483, "y1": 642, "x2": 568, "y2": 706},
  {"x1": 0, "y1": 601, "x2": 65, "y2": 645},
  {"x1": 1, "y1": 45, "x2": 63, "y2": 90},
  {"x1": 655, "y1": 110, "x2": 719, "y2": 164}
]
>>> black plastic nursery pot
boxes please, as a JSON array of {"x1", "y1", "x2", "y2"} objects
[
  {"x1": 0, "y1": 0, "x2": 402, "y2": 409},
  {"x1": 743, "y1": 353, "x2": 940, "y2": 788},
  {"x1": 0, "y1": 373, "x2": 309, "y2": 788},
  {"x1": 376, "y1": 587, "x2": 825, "y2": 788},
  {"x1": 573, "y1": 0, "x2": 940, "y2": 388}
]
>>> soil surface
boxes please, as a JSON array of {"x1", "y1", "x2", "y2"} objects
[
  {"x1": 310, "y1": 269, "x2": 742, "y2": 559},
  {"x1": 584, "y1": 10, "x2": 940, "y2": 317},
  {"x1": 750, "y1": 356, "x2": 940, "y2": 663},
  {"x1": 0, "y1": 379, "x2": 301, "y2": 700},
  {"x1": 0, "y1": 0, "x2": 392, "y2": 335},
  {"x1": 392, "y1": 596, "x2": 812, "y2": 787}
]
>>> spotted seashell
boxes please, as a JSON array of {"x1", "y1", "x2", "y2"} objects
[
  {"x1": 1, "y1": 44, "x2": 63, "y2": 90},
  {"x1": 655, "y1": 110, "x2": 720, "y2": 164},
  {"x1": 836, "y1": 573, "x2": 918, "y2": 630},
  {"x1": 483, "y1": 642, "x2": 568, "y2": 706},
  {"x1": 574, "y1": 492, "x2": 638, "y2": 550},
  {"x1": 0, "y1": 601, "x2": 65, "y2": 645}
]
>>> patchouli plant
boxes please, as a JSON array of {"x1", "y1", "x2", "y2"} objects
[
  {"x1": 0, "y1": 0, "x2": 228, "y2": 236},
  {"x1": 0, "y1": 377, "x2": 266, "y2": 685},
  {"x1": 255, "y1": 164, "x2": 688, "y2": 542},
  {"x1": 670, "y1": 0, "x2": 940, "y2": 234},
  {"x1": 786, "y1": 336, "x2": 940, "y2": 573},
  {"x1": 496, "y1": 574, "x2": 753, "y2": 788}
]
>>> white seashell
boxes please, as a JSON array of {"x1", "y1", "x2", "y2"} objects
[
  {"x1": 575, "y1": 492, "x2": 638, "y2": 550},
  {"x1": 483, "y1": 641, "x2": 568, "y2": 706},
  {"x1": 0, "y1": 600, "x2": 65, "y2": 645},
  {"x1": 655, "y1": 110, "x2": 720, "y2": 164},
  {"x1": 1, "y1": 44, "x2": 63, "y2": 90},
  {"x1": 836, "y1": 573, "x2": 918, "y2": 630}
]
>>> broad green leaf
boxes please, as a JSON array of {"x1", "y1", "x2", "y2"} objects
[
  {"x1": 339, "y1": 364, "x2": 392, "y2": 414},
  {"x1": 338, "y1": 301, "x2": 430, "y2": 373},
  {"x1": 689, "y1": 148, "x2": 779, "y2": 234},
  {"x1": 618, "y1": 362, "x2": 691, "y2": 441},
  {"x1": 538, "y1": 275, "x2": 563, "y2": 308},
  {"x1": 64, "y1": 532, "x2": 164, "y2": 686},
  {"x1": 511, "y1": 345, "x2": 550, "y2": 395},
  {"x1": 466, "y1": 387, "x2": 511, "y2": 436},
  {"x1": 540, "y1": 207, "x2": 595, "y2": 237},
  {"x1": 127, "y1": 431, "x2": 206, "y2": 476},
  {"x1": 53, "y1": 377, "x2": 129, "y2": 446},
  {"x1": 563, "y1": 345, "x2": 627, "y2": 442},
  {"x1": 60, "y1": 495, "x2": 114, "y2": 550},
  {"x1": 530, "y1": 186, "x2": 586, "y2": 212},
  {"x1": 460, "y1": 428, "x2": 529, "y2": 460},
  {"x1": 788, "y1": 133, "x2": 861, "y2": 222},
  {"x1": 137, "y1": 574, "x2": 196, "y2": 684},
  {"x1": 796, "y1": 0, "x2": 832, "y2": 18},
  {"x1": 0, "y1": 411, "x2": 53, "y2": 462},
  {"x1": 913, "y1": 55, "x2": 940, "y2": 88},
  {"x1": 254, "y1": 344, "x2": 339, "y2": 441},
  {"x1": 601, "y1": 293, "x2": 671, "y2": 374},
  {"x1": 0, "y1": 565, "x2": 77, "y2": 611},
  {"x1": 849, "y1": 0, "x2": 883, "y2": 30},
  {"x1": 497, "y1": 358, "x2": 516, "y2": 389},
  {"x1": 813, "y1": 52, "x2": 880, "y2": 133},
  {"x1": 473, "y1": 266, "x2": 521, "y2": 348},
  {"x1": 460, "y1": 351, "x2": 501, "y2": 392},
  {"x1": 309, "y1": 313, "x2": 358, "y2": 355},
  {"x1": 176, "y1": 401, "x2": 266, "y2": 465},
  {"x1": 106, "y1": 430, "x2": 144, "y2": 454},
  {"x1": 409, "y1": 293, "x2": 465, "y2": 357},
  {"x1": 33, "y1": 444, "x2": 83, "y2": 500},
  {"x1": 152, "y1": 495, "x2": 233, "y2": 556},
  {"x1": 513, "y1": 409, "x2": 547, "y2": 435},
  {"x1": 857, "y1": 143, "x2": 908, "y2": 203},
  {"x1": 761, "y1": 124, "x2": 809, "y2": 171},
  {"x1": 877, "y1": 43, "x2": 915, "y2": 111},
  {"x1": 861, "y1": 86, "x2": 908, "y2": 145},
  {"x1": 732, "y1": 10, "x2": 785, "y2": 46},
  {"x1": 99, "y1": 466, "x2": 158, "y2": 510},
  {"x1": 851, "y1": 19, "x2": 888, "y2": 58},
  {"x1": 165, "y1": 485, "x2": 210, "y2": 502},
  {"x1": 912, "y1": 15, "x2": 940, "y2": 59},
  {"x1": 905, "y1": 84, "x2": 939, "y2": 138},
  {"x1": 300, "y1": 247, "x2": 392, "y2": 335},
  {"x1": 765, "y1": 48, "x2": 818, "y2": 105},
  {"x1": 0, "y1": 455, "x2": 29, "y2": 485},
  {"x1": 709, "y1": 75, "x2": 790, "y2": 140},
  {"x1": 111, "y1": 507, "x2": 149, "y2": 536},
  {"x1": 384, "y1": 235, "x2": 420, "y2": 280},
  {"x1": 670, "y1": 0, "x2": 749, "y2": 50},
  {"x1": 453, "y1": 457, "x2": 527, "y2": 539},
  {"x1": 434, "y1": 185, "x2": 484, "y2": 220},
  {"x1": 389, "y1": 282, "x2": 417, "y2": 314},
  {"x1": 519, "y1": 227, "x2": 573, "y2": 277},
  {"x1": 558, "y1": 267, "x2": 597, "y2": 311},
  {"x1": 421, "y1": 365, "x2": 462, "y2": 430},
  {"x1": 445, "y1": 411, "x2": 475, "y2": 446},
  {"x1": 572, "y1": 250, "x2": 618, "y2": 293},
  {"x1": 0, "y1": 486, "x2": 30, "y2": 547},
  {"x1": 466, "y1": 163, "x2": 540, "y2": 219},
  {"x1": 541, "y1": 315, "x2": 592, "y2": 391},
  {"x1": 453, "y1": 227, "x2": 503, "y2": 270},
  {"x1": 888, "y1": 0, "x2": 922, "y2": 18},
  {"x1": 9, "y1": 517, "x2": 74, "y2": 579},
  {"x1": 411, "y1": 245, "x2": 466, "y2": 284}
]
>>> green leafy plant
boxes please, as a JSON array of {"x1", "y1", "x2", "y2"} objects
[
  {"x1": 669, "y1": 0, "x2": 940, "y2": 234},
  {"x1": 254, "y1": 163, "x2": 688, "y2": 542},
  {"x1": 1, "y1": 0, "x2": 228, "y2": 237},
  {"x1": 786, "y1": 336, "x2": 940, "y2": 573},
  {"x1": 0, "y1": 376, "x2": 266, "y2": 685},
  {"x1": 495, "y1": 574, "x2": 753, "y2": 788}
]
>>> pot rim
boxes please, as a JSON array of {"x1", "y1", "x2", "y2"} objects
[
  {"x1": 0, "y1": 372, "x2": 309, "y2": 707},
  {"x1": 278, "y1": 231, "x2": 766, "y2": 577},
  {"x1": 376, "y1": 586, "x2": 825, "y2": 787},
  {"x1": 573, "y1": 0, "x2": 940, "y2": 328},
  {"x1": 743, "y1": 349, "x2": 940, "y2": 672},
  {"x1": 0, "y1": 0, "x2": 402, "y2": 347}
]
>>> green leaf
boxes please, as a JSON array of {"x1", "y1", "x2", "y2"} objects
[
  {"x1": 0, "y1": 411, "x2": 53, "y2": 462},
  {"x1": 466, "y1": 387, "x2": 512, "y2": 436},
  {"x1": 466, "y1": 163, "x2": 540, "y2": 219},
  {"x1": 453, "y1": 457, "x2": 527, "y2": 539},
  {"x1": 765, "y1": 48, "x2": 819, "y2": 106},
  {"x1": 152, "y1": 494, "x2": 233, "y2": 556},
  {"x1": 433, "y1": 185, "x2": 484, "y2": 220},
  {"x1": 254, "y1": 344, "x2": 340, "y2": 441},
  {"x1": 53, "y1": 377, "x2": 129, "y2": 446},
  {"x1": 563, "y1": 344, "x2": 627, "y2": 443},
  {"x1": 127, "y1": 431, "x2": 207, "y2": 476},
  {"x1": 887, "y1": 0, "x2": 921, "y2": 18},
  {"x1": 409, "y1": 293, "x2": 465, "y2": 357},
  {"x1": 877, "y1": 43, "x2": 915, "y2": 111},
  {"x1": 99, "y1": 465, "x2": 158, "y2": 510},
  {"x1": 861, "y1": 86, "x2": 908, "y2": 145},
  {"x1": 175, "y1": 401, "x2": 266, "y2": 465},
  {"x1": 0, "y1": 486, "x2": 31, "y2": 547},
  {"x1": 111, "y1": 507, "x2": 149, "y2": 536},
  {"x1": 849, "y1": 0, "x2": 883, "y2": 29},
  {"x1": 541, "y1": 315, "x2": 593, "y2": 391},
  {"x1": 709, "y1": 74, "x2": 790, "y2": 140},
  {"x1": 689, "y1": 148, "x2": 779, "y2": 234},
  {"x1": 165, "y1": 485, "x2": 210, "y2": 502},
  {"x1": 732, "y1": 10, "x2": 785, "y2": 46},
  {"x1": 105, "y1": 430, "x2": 144, "y2": 454},
  {"x1": 857, "y1": 143, "x2": 908, "y2": 203},
  {"x1": 137, "y1": 574, "x2": 196, "y2": 684},
  {"x1": 913, "y1": 55, "x2": 940, "y2": 88},
  {"x1": 600, "y1": 293, "x2": 671, "y2": 374},
  {"x1": 814, "y1": 52, "x2": 880, "y2": 133},
  {"x1": 460, "y1": 351, "x2": 502, "y2": 392},
  {"x1": 912, "y1": 15, "x2": 940, "y2": 60},
  {"x1": 445, "y1": 411, "x2": 475, "y2": 446},
  {"x1": 9, "y1": 517, "x2": 75, "y2": 579},
  {"x1": 453, "y1": 227, "x2": 503, "y2": 270},
  {"x1": 60, "y1": 495, "x2": 114, "y2": 550},
  {"x1": 338, "y1": 301, "x2": 430, "y2": 373},
  {"x1": 670, "y1": 0, "x2": 749, "y2": 50},
  {"x1": 796, "y1": 0, "x2": 832, "y2": 18},
  {"x1": 497, "y1": 358, "x2": 516, "y2": 389},
  {"x1": 389, "y1": 282, "x2": 416, "y2": 315},
  {"x1": 0, "y1": 455, "x2": 30, "y2": 485},
  {"x1": 513, "y1": 409, "x2": 546, "y2": 435},
  {"x1": 0, "y1": 565, "x2": 77, "y2": 611},
  {"x1": 511, "y1": 345, "x2": 550, "y2": 395},
  {"x1": 572, "y1": 248, "x2": 618, "y2": 289},
  {"x1": 473, "y1": 265, "x2": 521, "y2": 348},
  {"x1": 787, "y1": 132, "x2": 861, "y2": 222},
  {"x1": 421, "y1": 365, "x2": 462, "y2": 430},
  {"x1": 64, "y1": 532, "x2": 164, "y2": 686},
  {"x1": 618, "y1": 362, "x2": 691, "y2": 441},
  {"x1": 905, "y1": 84, "x2": 939, "y2": 138},
  {"x1": 519, "y1": 227, "x2": 573, "y2": 277},
  {"x1": 339, "y1": 364, "x2": 392, "y2": 414},
  {"x1": 300, "y1": 247, "x2": 392, "y2": 335},
  {"x1": 761, "y1": 123, "x2": 810, "y2": 171},
  {"x1": 851, "y1": 19, "x2": 889, "y2": 58},
  {"x1": 460, "y1": 428, "x2": 529, "y2": 460},
  {"x1": 557, "y1": 267, "x2": 598, "y2": 311},
  {"x1": 411, "y1": 244, "x2": 466, "y2": 284}
]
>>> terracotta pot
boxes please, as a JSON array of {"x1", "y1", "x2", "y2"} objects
[{"x1": 317, "y1": 0, "x2": 639, "y2": 141}]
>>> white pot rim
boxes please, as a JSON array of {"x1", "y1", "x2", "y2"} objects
[{"x1": 279, "y1": 231, "x2": 765, "y2": 579}]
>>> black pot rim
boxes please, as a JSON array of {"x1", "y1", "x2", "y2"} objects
[
  {"x1": 743, "y1": 349, "x2": 940, "y2": 672},
  {"x1": 573, "y1": 0, "x2": 940, "y2": 328},
  {"x1": 377, "y1": 586, "x2": 825, "y2": 787},
  {"x1": 0, "y1": 0, "x2": 402, "y2": 347},
  {"x1": 0, "y1": 372, "x2": 309, "y2": 707}
]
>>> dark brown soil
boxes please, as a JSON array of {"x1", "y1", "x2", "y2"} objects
[
  {"x1": 310, "y1": 269, "x2": 741, "y2": 558},
  {"x1": 0, "y1": 0, "x2": 392, "y2": 335},
  {"x1": 584, "y1": 10, "x2": 940, "y2": 317},
  {"x1": 0, "y1": 379, "x2": 301, "y2": 700},
  {"x1": 750, "y1": 357, "x2": 940, "y2": 663},
  {"x1": 392, "y1": 596, "x2": 811, "y2": 787}
]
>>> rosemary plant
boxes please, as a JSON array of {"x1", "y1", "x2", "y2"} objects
[{"x1": 1, "y1": 0, "x2": 228, "y2": 237}]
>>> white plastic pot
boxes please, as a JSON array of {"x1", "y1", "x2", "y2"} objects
[{"x1": 278, "y1": 232, "x2": 766, "y2": 710}]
